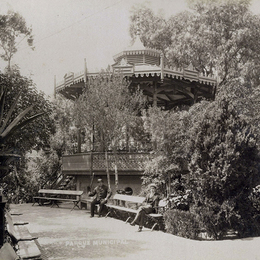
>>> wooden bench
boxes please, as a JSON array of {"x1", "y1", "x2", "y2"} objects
[
  {"x1": 6, "y1": 212, "x2": 38, "y2": 243},
  {"x1": 0, "y1": 242, "x2": 42, "y2": 260},
  {"x1": 5, "y1": 212, "x2": 42, "y2": 259},
  {"x1": 80, "y1": 196, "x2": 93, "y2": 210},
  {"x1": 33, "y1": 189, "x2": 83, "y2": 211},
  {"x1": 0, "y1": 243, "x2": 18, "y2": 260},
  {"x1": 106, "y1": 194, "x2": 167, "y2": 231},
  {"x1": 6, "y1": 211, "x2": 28, "y2": 226}
]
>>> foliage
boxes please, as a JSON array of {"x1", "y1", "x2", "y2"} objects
[
  {"x1": 250, "y1": 185, "x2": 260, "y2": 214},
  {"x1": 169, "y1": 190, "x2": 192, "y2": 211},
  {"x1": 130, "y1": 0, "x2": 260, "y2": 86},
  {"x1": 75, "y1": 72, "x2": 146, "y2": 152},
  {"x1": 164, "y1": 209, "x2": 200, "y2": 239},
  {"x1": 52, "y1": 94, "x2": 77, "y2": 154},
  {"x1": 129, "y1": 4, "x2": 171, "y2": 57},
  {"x1": 25, "y1": 95, "x2": 77, "y2": 192},
  {"x1": 0, "y1": 72, "x2": 54, "y2": 155},
  {"x1": 0, "y1": 72, "x2": 54, "y2": 203},
  {"x1": 142, "y1": 106, "x2": 191, "y2": 197},
  {"x1": 0, "y1": 10, "x2": 33, "y2": 71},
  {"x1": 187, "y1": 95, "x2": 260, "y2": 239}
]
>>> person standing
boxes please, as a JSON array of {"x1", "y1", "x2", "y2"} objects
[
  {"x1": 88, "y1": 178, "x2": 111, "y2": 217},
  {"x1": 130, "y1": 183, "x2": 159, "y2": 232}
]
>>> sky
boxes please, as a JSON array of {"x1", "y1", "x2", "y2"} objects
[{"x1": 1, "y1": 0, "x2": 260, "y2": 98}]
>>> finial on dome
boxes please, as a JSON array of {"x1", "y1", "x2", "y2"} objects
[{"x1": 136, "y1": 16, "x2": 140, "y2": 36}]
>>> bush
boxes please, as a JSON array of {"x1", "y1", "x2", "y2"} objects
[
  {"x1": 163, "y1": 209, "x2": 200, "y2": 240},
  {"x1": 188, "y1": 97, "x2": 260, "y2": 239}
]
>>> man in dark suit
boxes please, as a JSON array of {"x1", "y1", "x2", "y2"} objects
[{"x1": 88, "y1": 178, "x2": 111, "y2": 217}]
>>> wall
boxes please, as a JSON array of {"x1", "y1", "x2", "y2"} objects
[{"x1": 76, "y1": 174, "x2": 143, "y2": 196}]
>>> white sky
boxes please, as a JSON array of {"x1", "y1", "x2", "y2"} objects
[{"x1": 1, "y1": 0, "x2": 260, "y2": 98}]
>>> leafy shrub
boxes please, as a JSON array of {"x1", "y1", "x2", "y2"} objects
[
  {"x1": 188, "y1": 97, "x2": 260, "y2": 239},
  {"x1": 163, "y1": 209, "x2": 200, "y2": 240},
  {"x1": 170, "y1": 190, "x2": 192, "y2": 211}
]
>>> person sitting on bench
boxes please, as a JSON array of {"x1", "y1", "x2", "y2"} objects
[
  {"x1": 130, "y1": 183, "x2": 159, "y2": 232},
  {"x1": 88, "y1": 178, "x2": 111, "y2": 217}
]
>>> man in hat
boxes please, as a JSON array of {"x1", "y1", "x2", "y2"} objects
[
  {"x1": 130, "y1": 183, "x2": 159, "y2": 232},
  {"x1": 88, "y1": 178, "x2": 111, "y2": 217}
]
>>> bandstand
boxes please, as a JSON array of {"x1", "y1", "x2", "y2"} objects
[{"x1": 55, "y1": 29, "x2": 217, "y2": 195}]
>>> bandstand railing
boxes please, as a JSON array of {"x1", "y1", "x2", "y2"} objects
[{"x1": 62, "y1": 152, "x2": 153, "y2": 175}]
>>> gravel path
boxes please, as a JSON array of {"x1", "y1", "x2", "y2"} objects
[{"x1": 10, "y1": 203, "x2": 260, "y2": 260}]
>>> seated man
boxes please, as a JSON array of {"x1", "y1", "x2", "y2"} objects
[
  {"x1": 130, "y1": 183, "x2": 159, "y2": 232},
  {"x1": 88, "y1": 178, "x2": 111, "y2": 217}
]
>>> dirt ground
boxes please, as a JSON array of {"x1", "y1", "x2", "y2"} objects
[{"x1": 10, "y1": 202, "x2": 260, "y2": 260}]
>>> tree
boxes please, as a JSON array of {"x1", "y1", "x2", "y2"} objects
[
  {"x1": 0, "y1": 11, "x2": 33, "y2": 72},
  {"x1": 26, "y1": 94, "x2": 77, "y2": 193},
  {"x1": 0, "y1": 72, "x2": 54, "y2": 204},
  {"x1": 130, "y1": 0, "x2": 260, "y2": 87},
  {"x1": 75, "y1": 72, "x2": 146, "y2": 188},
  {"x1": 0, "y1": 72, "x2": 54, "y2": 156},
  {"x1": 142, "y1": 106, "x2": 191, "y2": 197},
  {"x1": 129, "y1": 5, "x2": 171, "y2": 57},
  {"x1": 187, "y1": 95, "x2": 260, "y2": 239},
  {"x1": 76, "y1": 73, "x2": 145, "y2": 153},
  {"x1": 128, "y1": 0, "x2": 260, "y2": 239}
]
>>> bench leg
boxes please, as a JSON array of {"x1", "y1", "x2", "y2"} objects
[
  {"x1": 71, "y1": 201, "x2": 80, "y2": 211},
  {"x1": 151, "y1": 223, "x2": 158, "y2": 231},
  {"x1": 32, "y1": 198, "x2": 41, "y2": 206},
  {"x1": 125, "y1": 216, "x2": 131, "y2": 224},
  {"x1": 105, "y1": 211, "x2": 110, "y2": 218},
  {"x1": 51, "y1": 201, "x2": 59, "y2": 208}
]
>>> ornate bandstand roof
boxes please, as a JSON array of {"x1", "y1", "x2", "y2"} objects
[
  {"x1": 55, "y1": 22, "x2": 217, "y2": 108},
  {"x1": 113, "y1": 25, "x2": 161, "y2": 65}
]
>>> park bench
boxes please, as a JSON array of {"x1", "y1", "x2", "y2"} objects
[
  {"x1": 33, "y1": 189, "x2": 83, "y2": 211},
  {"x1": 0, "y1": 243, "x2": 18, "y2": 260},
  {"x1": 80, "y1": 196, "x2": 93, "y2": 210},
  {"x1": 80, "y1": 196, "x2": 107, "y2": 214},
  {"x1": 6, "y1": 211, "x2": 38, "y2": 242},
  {"x1": 5, "y1": 212, "x2": 42, "y2": 259},
  {"x1": 105, "y1": 194, "x2": 167, "y2": 231},
  {"x1": 0, "y1": 241, "x2": 42, "y2": 260},
  {"x1": 6, "y1": 211, "x2": 28, "y2": 226}
]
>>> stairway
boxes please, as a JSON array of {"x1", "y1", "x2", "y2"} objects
[
  {"x1": 45, "y1": 174, "x2": 75, "y2": 190},
  {"x1": 52, "y1": 175, "x2": 75, "y2": 190}
]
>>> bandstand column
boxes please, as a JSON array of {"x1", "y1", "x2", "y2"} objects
[{"x1": 84, "y1": 58, "x2": 87, "y2": 88}]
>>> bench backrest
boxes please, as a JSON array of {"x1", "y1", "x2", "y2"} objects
[
  {"x1": 5, "y1": 212, "x2": 19, "y2": 242},
  {"x1": 5, "y1": 211, "x2": 14, "y2": 227},
  {"x1": 38, "y1": 189, "x2": 83, "y2": 196},
  {"x1": 112, "y1": 194, "x2": 145, "y2": 204},
  {"x1": 0, "y1": 243, "x2": 18, "y2": 260}
]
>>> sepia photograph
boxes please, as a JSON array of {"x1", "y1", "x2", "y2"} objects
[{"x1": 1, "y1": 0, "x2": 260, "y2": 259}]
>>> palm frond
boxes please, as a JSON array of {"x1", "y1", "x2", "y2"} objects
[
  {"x1": 0, "y1": 105, "x2": 33, "y2": 139},
  {"x1": 0, "y1": 89, "x2": 22, "y2": 134},
  {"x1": 9, "y1": 112, "x2": 45, "y2": 137}
]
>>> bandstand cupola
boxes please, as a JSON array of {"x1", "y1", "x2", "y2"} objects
[{"x1": 112, "y1": 19, "x2": 161, "y2": 67}]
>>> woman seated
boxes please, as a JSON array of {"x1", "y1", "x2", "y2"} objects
[{"x1": 130, "y1": 183, "x2": 159, "y2": 232}]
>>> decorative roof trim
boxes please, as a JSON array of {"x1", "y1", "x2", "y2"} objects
[
  {"x1": 56, "y1": 64, "x2": 217, "y2": 92},
  {"x1": 113, "y1": 49, "x2": 161, "y2": 62}
]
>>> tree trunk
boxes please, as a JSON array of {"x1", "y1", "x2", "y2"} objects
[{"x1": 105, "y1": 151, "x2": 111, "y2": 190}]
